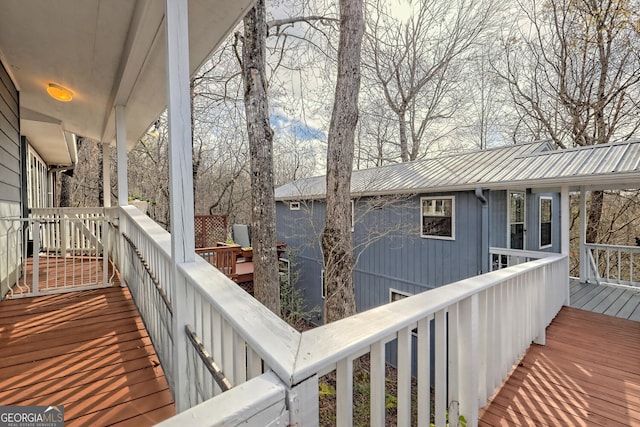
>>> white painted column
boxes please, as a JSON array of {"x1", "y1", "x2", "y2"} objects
[
  {"x1": 166, "y1": 0, "x2": 195, "y2": 412},
  {"x1": 102, "y1": 143, "x2": 111, "y2": 208},
  {"x1": 115, "y1": 105, "x2": 128, "y2": 206},
  {"x1": 561, "y1": 186, "x2": 571, "y2": 304},
  {"x1": 579, "y1": 187, "x2": 587, "y2": 282},
  {"x1": 458, "y1": 294, "x2": 479, "y2": 427},
  {"x1": 560, "y1": 186, "x2": 570, "y2": 255}
]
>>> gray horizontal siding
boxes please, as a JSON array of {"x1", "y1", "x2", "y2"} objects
[
  {"x1": 0, "y1": 60, "x2": 19, "y2": 205},
  {"x1": 0, "y1": 59, "x2": 20, "y2": 298}
]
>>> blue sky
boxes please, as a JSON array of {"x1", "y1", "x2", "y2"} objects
[{"x1": 270, "y1": 113, "x2": 326, "y2": 141}]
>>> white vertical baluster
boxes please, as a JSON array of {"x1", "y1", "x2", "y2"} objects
[
  {"x1": 370, "y1": 340, "x2": 385, "y2": 427},
  {"x1": 434, "y1": 308, "x2": 447, "y2": 427},
  {"x1": 397, "y1": 326, "x2": 412, "y2": 426},
  {"x1": 336, "y1": 357, "x2": 353, "y2": 426},
  {"x1": 417, "y1": 317, "x2": 431, "y2": 427}
]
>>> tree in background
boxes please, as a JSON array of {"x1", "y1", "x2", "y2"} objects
[
  {"x1": 241, "y1": 0, "x2": 280, "y2": 315},
  {"x1": 497, "y1": 0, "x2": 640, "y2": 243},
  {"x1": 363, "y1": 0, "x2": 497, "y2": 162},
  {"x1": 322, "y1": 0, "x2": 365, "y2": 323}
]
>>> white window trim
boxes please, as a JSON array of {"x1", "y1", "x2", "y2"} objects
[
  {"x1": 321, "y1": 269, "x2": 325, "y2": 299},
  {"x1": 420, "y1": 196, "x2": 455, "y2": 240},
  {"x1": 389, "y1": 288, "x2": 412, "y2": 302},
  {"x1": 289, "y1": 201, "x2": 300, "y2": 211},
  {"x1": 539, "y1": 196, "x2": 553, "y2": 249},
  {"x1": 507, "y1": 190, "x2": 526, "y2": 249},
  {"x1": 389, "y1": 289, "x2": 417, "y2": 336},
  {"x1": 351, "y1": 200, "x2": 354, "y2": 232}
]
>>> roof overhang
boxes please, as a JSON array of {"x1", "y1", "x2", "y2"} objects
[{"x1": 0, "y1": 0, "x2": 255, "y2": 164}]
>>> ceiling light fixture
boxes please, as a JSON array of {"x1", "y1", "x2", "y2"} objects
[{"x1": 47, "y1": 83, "x2": 73, "y2": 102}]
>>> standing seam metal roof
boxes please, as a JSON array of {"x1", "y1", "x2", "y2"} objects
[{"x1": 274, "y1": 140, "x2": 640, "y2": 200}]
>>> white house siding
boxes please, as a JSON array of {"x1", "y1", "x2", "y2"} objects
[{"x1": 0, "y1": 59, "x2": 21, "y2": 297}]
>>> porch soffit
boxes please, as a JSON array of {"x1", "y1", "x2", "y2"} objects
[{"x1": 0, "y1": 0, "x2": 255, "y2": 164}]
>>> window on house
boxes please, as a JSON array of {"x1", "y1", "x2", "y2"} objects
[
  {"x1": 509, "y1": 191, "x2": 526, "y2": 249},
  {"x1": 289, "y1": 202, "x2": 300, "y2": 210},
  {"x1": 351, "y1": 200, "x2": 354, "y2": 232},
  {"x1": 421, "y1": 196, "x2": 455, "y2": 239},
  {"x1": 390, "y1": 289, "x2": 412, "y2": 302},
  {"x1": 539, "y1": 197, "x2": 552, "y2": 248},
  {"x1": 390, "y1": 289, "x2": 417, "y2": 335}
]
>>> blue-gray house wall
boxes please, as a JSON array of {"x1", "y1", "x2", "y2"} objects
[
  {"x1": 352, "y1": 191, "x2": 482, "y2": 313},
  {"x1": 277, "y1": 188, "x2": 562, "y2": 325},
  {"x1": 488, "y1": 190, "x2": 561, "y2": 252}
]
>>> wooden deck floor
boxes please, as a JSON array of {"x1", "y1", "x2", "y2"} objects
[
  {"x1": 479, "y1": 306, "x2": 640, "y2": 426},
  {"x1": 570, "y1": 279, "x2": 640, "y2": 321},
  {"x1": 0, "y1": 287, "x2": 175, "y2": 426},
  {"x1": 8, "y1": 255, "x2": 120, "y2": 298}
]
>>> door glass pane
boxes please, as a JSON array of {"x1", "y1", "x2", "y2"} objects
[{"x1": 510, "y1": 192, "x2": 525, "y2": 249}]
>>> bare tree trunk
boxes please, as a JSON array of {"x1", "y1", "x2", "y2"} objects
[
  {"x1": 59, "y1": 173, "x2": 71, "y2": 207},
  {"x1": 322, "y1": 0, "x2": 364, "y2": 324},
  {"x1": 399, "y1": 109, "x2": 409, "y2": 162},
  {"x1": 242, "y1": 0, "x2": 280, "y2": 316},
  {"x1": 586, "y1": 190, "x2": 604, "y2": 243}
]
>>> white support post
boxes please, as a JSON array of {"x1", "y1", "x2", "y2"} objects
[
  {"x1": 579, "y1": 187, "x2": 587, "y2": 282},
  {"x1": 166, "y1": 0, "x2": 195, "y2": 412},
  {"x1": 434, "y1": 309, "x2": 447, "y2": 427},
  {"x1": 287, "y1": 375, "x2": 320, "y2": 426},
  {"x1": 103, "y1": 143, "x2": 111, "y2": 208},
  {"x1": 32, "y1": 221, "x2": 40, "y2": 295},
  {"x1": 458, "y1": 295, "x2": 479, "y2": 427},
  {"x1": 102, "y1": 216, "x2": 109, "y2": 286},
  {"x1": 115, "y1": 106, "x2": 128, "y2": 207},
  {"x1": 561, "y1": 186, "x2": 570, "y2": 305}
]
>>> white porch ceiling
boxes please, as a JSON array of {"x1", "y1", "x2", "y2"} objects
[{"x1": 0, "y1": 0, "x2": 254, "y2": 165}]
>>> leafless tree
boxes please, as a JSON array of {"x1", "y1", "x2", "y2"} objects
[
  {"x1": 240, "y1": 0, "x2": 281, "y2": 315},
  {"x1": 363, "y1": 0, "x2": 497, "y2": 162},
  {"x1": 322, "y1": 0, "x2": 365, "y2": 323},
  {"x1": 496, "y1": 0, "x2": 640, "y2": 242}
]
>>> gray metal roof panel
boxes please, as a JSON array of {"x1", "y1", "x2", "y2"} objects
[
  {"x1": 274, "y1": 140, "x2": 640, "y2": 200},
  {"x1": 616, "y1": 143, "x2": 640, "y2": 171}
]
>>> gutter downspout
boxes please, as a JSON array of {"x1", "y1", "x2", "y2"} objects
[{"x1": 475, "y1": 187, "x2": 489, "y2": 273}]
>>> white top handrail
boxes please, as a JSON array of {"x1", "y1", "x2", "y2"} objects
[
  {"x1": 179, "y1": 260, "x2": 301, "y2": 383},
  {"x1": 119, "y1": 205, "x2": 301, "y2": 383},
  {"x1": 120, "y1": 205, "x2": 173, "y2": 255},
  {"x1": 489, "y1": 246, "x2": 555, "y2": 258},
  {"x1": 117, "y1": 203, "x2": 567, "y2": 395},
  {"x1": 292, "y1": 254, "x2": 566, "y2": 384},
  {"x1": 586, "y1": 242, "x2": 640, "y2": 252}
]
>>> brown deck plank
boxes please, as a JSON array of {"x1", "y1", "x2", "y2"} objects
[
  {"x1": 0, "y1": 287, "x2": 174, "y2": 425},
  {"x1": 7, "y1": 256, "x2": 120, "y2": 297},
  {"x1": 480, "y1": 306, "x2": 640, "y2": 426}
]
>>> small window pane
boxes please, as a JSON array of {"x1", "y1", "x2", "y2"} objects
[
  {"x1": 510, "y1": 192, "x2": 525, "y2": 222},
  {"x1": 510, "y1": 224, "x2": 524, "y2": 249},
  {"x1": 421, "y1": 197, "x2": 454, "y2": 238},
  {"x1": 540, "y1": 198, "x2": 552, "y2": 247}
]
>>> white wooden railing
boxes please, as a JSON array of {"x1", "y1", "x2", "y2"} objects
[
  {"x1": 585, "y1": 243, "x2": 640, "y2": 287},
  {"x1": 489, "y1": 246, "x2": 555, "y2": 271},
  {"x1": 115, "y1": 206, "x2": 300, "y2": 412},
  {"x1": 0, "y1": 208, "x2": 115, "y2": 298},
  {"x1": 121, "y1": 206, "x2": 564, "y2": 427}
]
